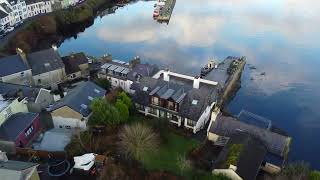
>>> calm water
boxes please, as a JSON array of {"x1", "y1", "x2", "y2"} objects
[{"x1": 59, "y1": 0, "x2": 320, "y2": 168}]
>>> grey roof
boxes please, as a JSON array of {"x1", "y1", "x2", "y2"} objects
[
  {"x1": 27, "y1": 48, "x2": 65, "y2": 75},
  {"x1": 0, "y1": 9, "x2": 8, "y2": 19},
  {"x1": 62, "y1": 52, "x2": 88, "y2": 75},
  {"x1": 127, "y1": 64, "x2": 158, "y2": 81},
  {"x1": 209, "y1": 114, "x2": 290, "y2": 157},
  {"x1": 0, "y1": 55, "x2": 30, "y2": 77},
  {"x1": 216, "y1": 133, "x2": 267, "y2": 180},
  {"x1": 131, "y1": 76, "x2": 218, "y2": 121},
  {"x1": 51, "y1": 81, "x2": 106, "y2": 117},
  {"x1": 0, "y1": 112, "x2": 38, "y2": 141},
  {"x1": 204, "y1": 57, "x2": 239, "y2": 86},
  {"x1": 0, "y1": 160, "x2": 38, "y2": 180},
  {"x1": 0, "y1": 82, "x2": 41, "y2": 102}
]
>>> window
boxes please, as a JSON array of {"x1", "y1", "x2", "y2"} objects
[
  {"x1": 149, "y1": 108, "x2": 157, "y2": 115},
  {"x1": 65, "y1": 126, "x2": 71, "y2": 129},
  {"x1": 135, "y1": 103, "x2": 144, "y2": 111},
  {"x1": 168, "y1": 101, "x2": 177, "y2": 111},
  {"x1": 5, "y1": 108, "x2": 12, "y2": 118},
  {"x1": 24, "y1": 125, "x2": 34, "y2": 137},
  {"x1": 151, "y1": 96, "x2": 159, "y2": 105},
  {"x1": 88, "y1": 96, "x2": 93, "y2": 101},
  {"x1": 168, "y1": 113, "x2": 179, "y2": 122},
  {"x1": 59, "y1": 125, "x2": 63, "y2": 128},
  {"x1": 187, "y1": 119, "x2": 196, "y2": 127},
  {"x1": 94, "y1": 89, "x2": 100, "y2": 94}
]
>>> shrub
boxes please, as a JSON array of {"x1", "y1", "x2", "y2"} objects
[
  {"x1": 90, "y1": 98, "x2": 121, "y2": 126},
  {"x1": 115, "y1": 99, "x2": 129, "y2": 122},
  {"x1": 119, "y1": 123, "x2": 160, "y2": 161}
]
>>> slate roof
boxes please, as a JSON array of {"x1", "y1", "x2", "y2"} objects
[
  {"x1": 0, "y1": 55, "x2": 30, "y2": 77},
  {"x1": 51, "y1": 81, "x2": 106, "y2": 117},
  {"x1": 27, "y1": 48, "x2": 65, "y2": 75},
  {"x1": 204, "y1": 57, "x2": 240, "y2": 86},
  {"x1": 209, "y1": 114, "x2": 290, "y2": 157},
  {"x1": 0, "y1": 160, "x2": 38, "y2": 180},
  {"x1": 0, "y1": 112, "x2": 38, "y2": 141},
  {"x1": 62, "y1": 52, "x2": 88, "y2": 75},
  {"x1": 0, "y1": 82, "x2": 40, "y2": 102},
  {"x1": 131, "y1": 75, "x2": 218, "y2": 121},
  {"x1": 223, "y1": 133, "x2": 267, "y2": 180},
  {"x1": 0, "y1": 9, "x2": 8, "y2": 19},
  {"x1": 127, "y1": 64, "x2": 158, "y2": 81}
]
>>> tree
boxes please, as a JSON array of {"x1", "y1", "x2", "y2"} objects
[
  {"x1": 115, "y1": 99, "x2": 129, "y2": 123},
  {"x1": 94, "y1": 78, "x2": 111, "y2": 91},
  {"x1": 90, "y1": 98, "x2": 120, "y2": 126},
  {"x1": 119, "y1": 123, "x2": 160, "y2": 161},
  {"x1": 117, "y1": 92, "x2": 132, "y2": 109}
]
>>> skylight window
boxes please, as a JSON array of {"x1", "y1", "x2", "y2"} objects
[
  {"x1": 143, "y1": 87, "x2": 149, "y2": 91},
  {"x1": 88, "y1": 96, "x2": 93, "y2": 101},
  {"x1": 192, "y1": 100, "x2": 198, "y2": 105},
  {"x1": 81, "y1": 104, "x2": 88, "y2": 109},
  {"x1": 94, "y1": 89, "x2": 100, "y2": 94}
]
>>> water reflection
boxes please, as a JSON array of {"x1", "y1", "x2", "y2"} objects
[{"x1": 58, "y1": 0, "x2": 320, "y2": 168}]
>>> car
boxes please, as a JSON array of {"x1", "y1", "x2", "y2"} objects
[
  {"x1": 14, "y1": 21, "x2": 23, "y2": 27},
  {"x1": 4, "y1": 26, "x2": 14, "y2": 33}
]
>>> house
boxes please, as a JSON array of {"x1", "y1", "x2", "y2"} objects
[
  {"x1": 0, "y1": 152, "x2": 40, "y2": 180},
  {"x1": 99, "y1": 59, "x2": 158, "y2": 93},
  {"x1": 0, "y1": 112, "x2": 41, "y2": 147},
  {"x1": 0, "y1": 1, "x2": 16, "y2": 28},
  {"x1": 0, "y1": 82, "x2": 54, "y2": 112},
  {"x1": 50, "y1": 81, "x2": 106, "y2": 130},
  {"x1": 213, "y1": 132, "x2": 267, "y2": 180},
  {"x1": 0, "y1": 9, "x2": 9, "y2": 30},
  {"x1": 131, "y1": 69, "x2": 219, "y2": 133},
  {"x1": 9, "y1": 0, "x2": 28, "y2": 22},
  {"x1": 62, "y1": 52, "x2": 89, "y2": 81},
  {"x1": 0, "y1": 51, "x2": 33, "y2": 86},
  {"x1": 207, "y1": 113, "x2": 291, "y2": 174},
  {"x1": 23, "y1": 47, "x2": 66, "y2": 88},
  {"x1": 0, "y1": 97, "x2": 29, "y2": 125},
  {"x1": 26, "y1": 0, "x2": 52, "y2": 18}
]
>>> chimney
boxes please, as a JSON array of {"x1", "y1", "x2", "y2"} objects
[
  {"x1": 229, "y1": 164, "x2": 237, "y2": 172},
  {"x1": 16, "y1": 48, "x2": 30, "y2": 69},
  {"x1": 0, "y1": 151, "x2": 8, "y2": 162},
  {"x1": 52, "y1": 44, "x2": 58, "y2": 51},
  {"x1": 193, "y1": 76, "x2": 200, "y2": 89},
  {"x1": 163, "y1": 68, "x2": 170, "y2": 82}
]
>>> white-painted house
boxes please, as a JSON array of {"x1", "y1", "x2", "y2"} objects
[
  {"x1": 50, "y1": 81, "x2": 106, "y2": 130},
  {"x1": 131, "y1": 69, "x2": 219, "y2": 133},
  {"x1": 26, "y1": 0, "x2": 52, "y2": 18},
  {"x1": 98, "y1": 59, "x2": 158, "y2": 93}
]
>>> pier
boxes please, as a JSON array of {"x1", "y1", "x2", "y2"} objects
[{"x1": 156, "y1": 0, "x2": 176, "y2": 22}]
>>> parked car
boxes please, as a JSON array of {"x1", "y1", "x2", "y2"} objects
[{"x1": 4, "y1": 26, "x2": 14, "y2": 33}]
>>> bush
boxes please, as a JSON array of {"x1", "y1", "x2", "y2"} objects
[
  {"x1": 119, "y1": 123, "x2": 160, "y2": 161},
  {"x1": 90, "y1": 98, "x2": 121, "y2": 126},
  {"x1": 117, "y1": 92, "x2": 132, "y2": 109},
  {"x1": 310, "y1": 171, "x2": 320, "y2": 180},
  {"x1": 115, "y1": 99, "x2": 129, "y2": 122}
]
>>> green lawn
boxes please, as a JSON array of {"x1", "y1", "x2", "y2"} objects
[{"x1": 142, "y1": 132, "x2": 200, "y2": 173}]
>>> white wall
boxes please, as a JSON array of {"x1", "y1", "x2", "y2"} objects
[
  {"x1": 107, "y1": 76, "x2": 132, "y2": 93},
  {"x1": 33, "y1": 68, "x2": 66, "y2": 87},
  {"x1": 1, "y1": 69, "x2": 33, "y2": 86},
  {"x1": 193, "y1": 102, "x2": 216, "y2": 133},
  {"x1": 52, "y1": 116, "x2": 87, "y2": 130}
]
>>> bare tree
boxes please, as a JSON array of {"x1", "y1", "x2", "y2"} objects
[{"x1": 118, "y1": 122, "x2": 160, "y2": 161}]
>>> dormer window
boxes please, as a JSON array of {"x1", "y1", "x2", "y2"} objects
[{"x1": 151, "y1": 96, "x2": 159, "y2": 105}]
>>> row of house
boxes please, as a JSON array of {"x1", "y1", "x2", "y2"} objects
[
  {"x1": 0, "y1": 0, "x2": 82, "y2": 31},
  {"x1": 0, "y1": 47, "x2": 89, "y2": 89}
]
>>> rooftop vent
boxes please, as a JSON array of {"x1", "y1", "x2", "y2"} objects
[
  {"x1": 94, "y1": 89, "x2": 100, "y2": 94},
  {"x1": 143, "y1": 87, "x2": 149, "y2": 91},
  {"x1": 80, "y1": 104, "x2": 88, "y2": 109},
  {"x1": 192, "y1": 100, "x2": 198, "y2": 105}
]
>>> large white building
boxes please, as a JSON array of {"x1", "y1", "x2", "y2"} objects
[{"x1": 26, "y1": 0, "x2": 52, "y2": 18}]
